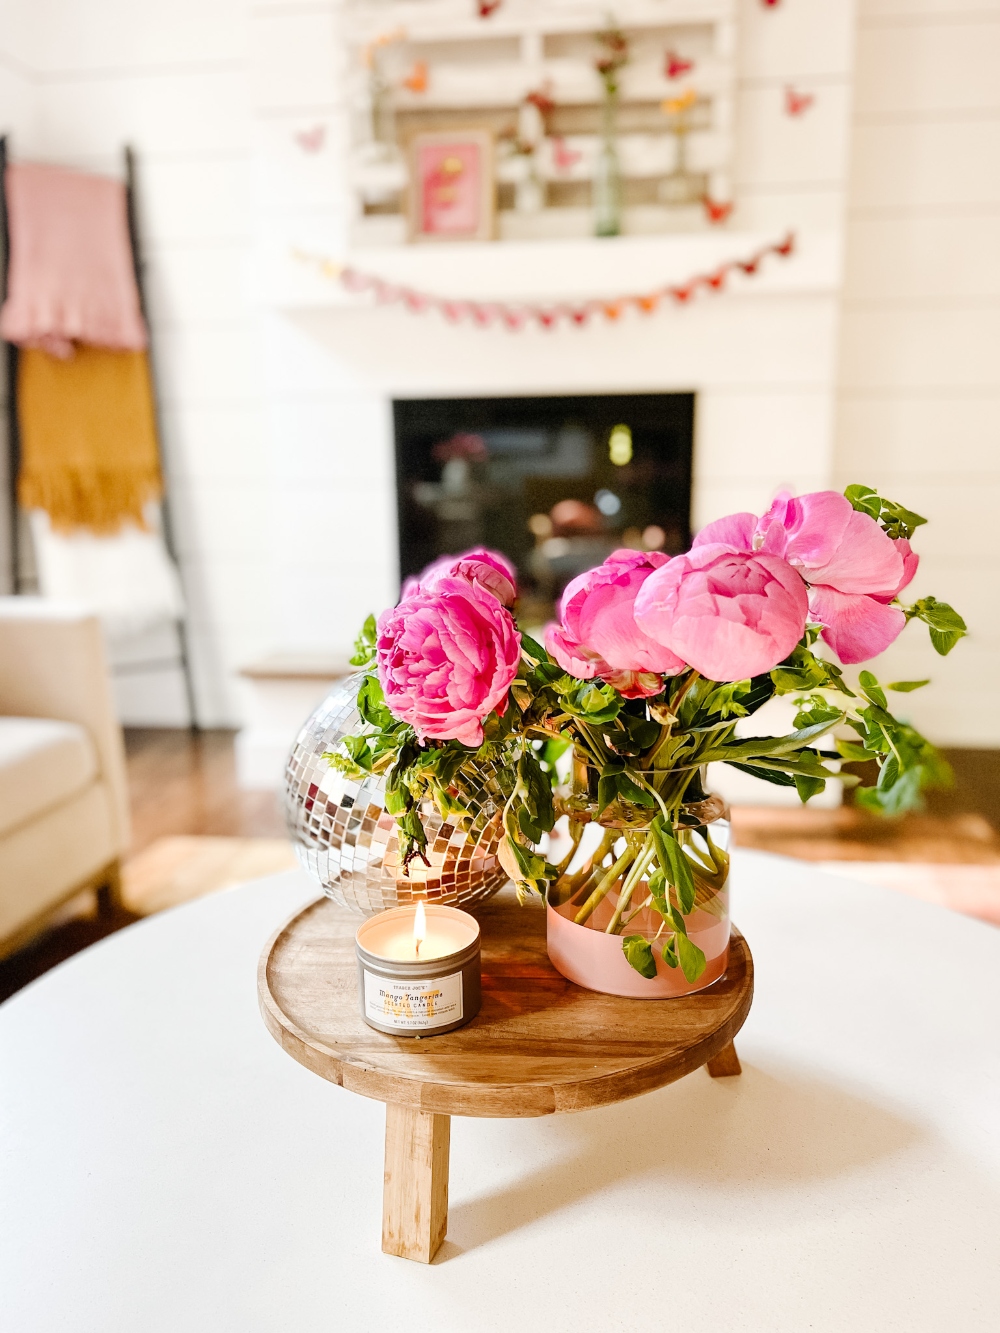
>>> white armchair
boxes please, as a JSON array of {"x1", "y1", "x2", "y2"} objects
[{"x1": 0, "y1": 599, "x2": 130, "y2": 957}]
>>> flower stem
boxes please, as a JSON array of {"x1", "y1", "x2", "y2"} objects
[
  {"x1": 573, "y1": 842, "x2": 635, "y2": 925},
  {"x1": 605, "y1": 838, "x2": 655, "y2": 934},
  {"x1": 552, "y1": 818, "x2": 585, "y2": 879},
  {"x1": 560, "y1": 827, "x2": 617, "y2": 899}
]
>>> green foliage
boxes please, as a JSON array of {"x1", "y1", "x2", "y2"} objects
[
  {"x1": 771, "y1": 643, "x2": 854, "y2": 697},
  {"x1": 887, "y1": 680, "x2": 929, "y2": 693},
  {"x1": 905, "y1": 596, "x2": 967, "y2": 656},
  {"x1": 674, "y1": 931, "x2": 707, "y2": 984},
  {"x1": 519, "y1": 634, "x2": 550, "y2": 665},
  {"x1": 844, "y1": 484, "x2": 927, "y2": 540},
  {"x1": 622, "y1": 935, "x2": 657, "y2": 979},
  {"x1": 845, "y1": 671, "x2": 953, "y2": 814},
  {"x1": 357, "y1": 674, "x2": 393, "y2": 729},
  {"x1": 558, "y1": 679, "x2": 621, "y2": 725},
  {"x1": 349, "y1": 614, "x2": 378, "y2": 667}
]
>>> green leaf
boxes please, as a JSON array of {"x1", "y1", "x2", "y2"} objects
[
  {"x1": 560, "y1": 679, "x2": 621, "y2": 725},
  {"x1": 701, "y1": 680, "x2": 752, "y2": 720},
  {"x1": 349, "y1": 613, "x2": 378, "y2": 667},
  {"x1": 703, "y1": 715, "x2": 843, "y2": 765},
  {"x1": 661, "y1": 937, "x2": 679, "y2": 969},
  {"x1": 653, "y1": 820, "x2": 696, "y2": 915},
  {"x1": 519, "y1": 634, "x2": 550, "y2": 665},
  {"x1": 357, "y1": 674, "x2": 393, "y2": 729},
  {"x1": 539, "y1": 737, "x2": 571, "y2": 770},
  {"x1": 597, "y1": 773, "x2": 619, "y2": 815},
  {"x1": 616, "y1": 773, "x2": 655, "y2": 807},
  {"x1": 906, "y1": 597, "x2": 967, "y2": 656},
  {"x1": 794, "y1": 774, "x2": 826, "y2": 803},
  {"x1": 793, "y1": 693, "x2": 845, "y2": 730},
  {"x1": 858, "y1": 671, "x2": 887, "y2": 710},
  {"x1": 886, "y1": 680, "x2": 930, "y2": 693},
  {"x1": 724, "y1": 760, "x2": 796, "y2": 788},
  {"x1": 835, "y1": 740, "x2": 877, "y2": 762},
  {"x1": 342, "y1": 734, "x2": 373, "y2": 772},
  {"x1": 770, "y1": 644, "x2": 855, "y2": 698},
  {"x1": 879, "y1": 497, "x2": 927, "y2": 541},
  {"x1": 674, "y1": 931, "x2": 707, "y2": 983},
  {"x1": 844, "y1": 483, "x2": 881, "y2": 520},
  {"x1": 930, "y1": 627, "x2": 964, "y2": 657},
  {"x1": 622, "y1": 935, "x2": 657, "y2": 980}
]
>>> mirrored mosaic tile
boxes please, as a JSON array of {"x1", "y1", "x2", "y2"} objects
[{"x1": 284, "y1": 673, "x2": 511, "y2": 916}]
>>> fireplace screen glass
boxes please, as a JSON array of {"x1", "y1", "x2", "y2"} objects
[{"x1": 393, "y1": 393, "x2": 694, "y2": 624}]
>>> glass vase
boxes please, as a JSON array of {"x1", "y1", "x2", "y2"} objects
[
  {"x1": 593, "y1": 89, "x2": 622, "y2": 237},
  {"x1": 547, "y1": 758, "x2": 731, "y2": 997},
  {"x1": 284, "y1": 673, "x2": 511, "y2": 915}
]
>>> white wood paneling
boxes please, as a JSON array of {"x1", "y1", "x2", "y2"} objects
[
  {"x1": 834, "y1": 0, "x2": 1000, "y2": 744},
  {"x1": 853, "y1": 15, "x2": 1000, "y2": 117},
  {"x1": 848, "y1": 119, "x2": 1000, "y2": 212}
]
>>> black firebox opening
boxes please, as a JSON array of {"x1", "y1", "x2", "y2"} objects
[{"x1": 393, "y1": 393, "x2": 695, "y2": 624}]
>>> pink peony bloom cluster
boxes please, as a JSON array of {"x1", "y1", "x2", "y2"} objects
[
  {"x1": 547, "y1": 490, "x2": 918, "y2": 684},
  {"x1": 378, "y1": 550, "x2": 520, "y2": 747},
  {"x1": 547, "y1": 550, "x2": 685, "y2": 698},
  {"x1": 633, "y1": 545, "x2": 809, "y2": 681},
  {"x1": 401, "y1": 546, "x2": 517, "y2": 608},
  {"x1": 694, "y1": 490, "x2": 917, "y2": 664}
]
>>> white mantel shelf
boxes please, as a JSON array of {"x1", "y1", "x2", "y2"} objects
[{"x1": 266, "y1": 230, "x2": 840, "y2": 312}]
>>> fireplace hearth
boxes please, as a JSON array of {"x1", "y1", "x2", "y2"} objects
[{"x1": 393, "y1": 393, "x2": 694, "y2": 623}]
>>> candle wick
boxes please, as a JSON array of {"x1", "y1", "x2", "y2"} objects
[{"x1": 414, "y1": 939, "x2": 421, "y2": 957}]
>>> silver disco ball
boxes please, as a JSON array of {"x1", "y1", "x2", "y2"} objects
[{"x1": 284, "y1": 672, "x2": 511, "y2": 915}]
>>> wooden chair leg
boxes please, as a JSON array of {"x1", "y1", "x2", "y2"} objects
[
  {"x1": 382, "y1": 1103, "x2": 450, "y2": 1263},
  {"x1": 706, "y1": 1040, "x2": 742, "y2": 1078},
  {"x1": 96, "y1": 860, "x2": 124, "y2": 917}
]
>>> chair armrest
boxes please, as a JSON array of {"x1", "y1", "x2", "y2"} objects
[{"x1": 0, "y1": 598, "x2": 130, "y2": 851}]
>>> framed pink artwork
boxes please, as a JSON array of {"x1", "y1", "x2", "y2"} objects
[{"x1": 407, "y1": 130, "x2": 495, "y2": 243}]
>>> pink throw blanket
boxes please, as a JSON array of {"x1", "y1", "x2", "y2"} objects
[{"x1": 0, "y1": 161, "x2": 147, "y2": 357}]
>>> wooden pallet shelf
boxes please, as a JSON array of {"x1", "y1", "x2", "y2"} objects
[{"x1": 344, "y1": 0, "x2": 738, "y2": 245}]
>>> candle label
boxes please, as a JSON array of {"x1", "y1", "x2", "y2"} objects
[{"x1": 363, "y1": 969, "x2": 463, "y2": 1030}]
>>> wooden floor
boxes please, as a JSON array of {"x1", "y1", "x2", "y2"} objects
[
  {"x1": 125, "y1": 728, "x2": 286, "y2": 853},
  {"x1": 1, "y1": 729, "x2": 997, "y2": 1004}
]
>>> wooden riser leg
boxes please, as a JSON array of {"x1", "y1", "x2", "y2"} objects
[
  {"x1": 706, "y1": 1040, "x2": 742, "y2": 1078},
  {"x1": 382, "y1": 1103, "x2": 450, "y2": 1263}
]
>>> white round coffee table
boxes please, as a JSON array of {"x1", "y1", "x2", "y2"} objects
[{"x1": 2, "y1": 853, "x2": 998, "y2": 1332}]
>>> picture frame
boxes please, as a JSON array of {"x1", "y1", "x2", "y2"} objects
[{"x1": 407, "y1": 129, "x2": 495, "y2": 243}]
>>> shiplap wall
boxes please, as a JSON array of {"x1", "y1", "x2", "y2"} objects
[
  {"x1": 833, "y1": 0, "x2": 1000, "y2": 743},
  {"x1": 8, "y1": 0, "x2": 996, "y2": 746},
  {"x1": 0, "y1": 0, "x2": 268, "y2": 724},
  {"x1": 0, "y1": 0, "x2": 859, "y2": 726}
]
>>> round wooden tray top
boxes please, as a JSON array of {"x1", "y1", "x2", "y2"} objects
[{"x1": 258, "y1": 888, "x2": 753, "y2": 1119}]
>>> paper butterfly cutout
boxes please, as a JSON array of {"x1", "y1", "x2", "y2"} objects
[
  {"x1": 295, "y1": 125, "x2": 325, "y2": 153},
  {"x1": 402, "y1": 60, "x2": 428, "y2": 93},
  {"x1": 664, "y1": 51, "x2": 694, "y2": 79},
  {"x1": 785, "y1": 87, "x2": 815, "y2": 116},
  {"x1": 703, "y1": 197, "x2": 734, "y2": 225},
  {"x1": 551, "y1": 137, "x2": 582, "y2": 171}
]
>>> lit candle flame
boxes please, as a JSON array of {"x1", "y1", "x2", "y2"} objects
[{"x1": 413, "y1": 898, "x2": 426, "y2": 957}]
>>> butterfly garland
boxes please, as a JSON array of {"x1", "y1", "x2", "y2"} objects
[{"x1": 293, "y1": 233, "x2": 796, "y2": 331}]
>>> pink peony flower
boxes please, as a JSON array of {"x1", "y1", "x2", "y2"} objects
[
  {"x1": 377, "y1": 576, "x2": 521, "y2": 747},
  {"x1": 545, "y1": 549, "x2": 686, "y2": 689},
  {"x1": 693, "y1": 491, "x2": 915, "y2": 665},
  {"x1": 633, "y1": 544, "x2": 809, "y2": 681},
  {"x1": 401, "y1": 546, "x2": 517, "y2": 608}
]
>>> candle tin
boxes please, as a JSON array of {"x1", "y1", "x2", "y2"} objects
[{"x1": 355, "y1": 905, "x2": 482, "y2": 1037}]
